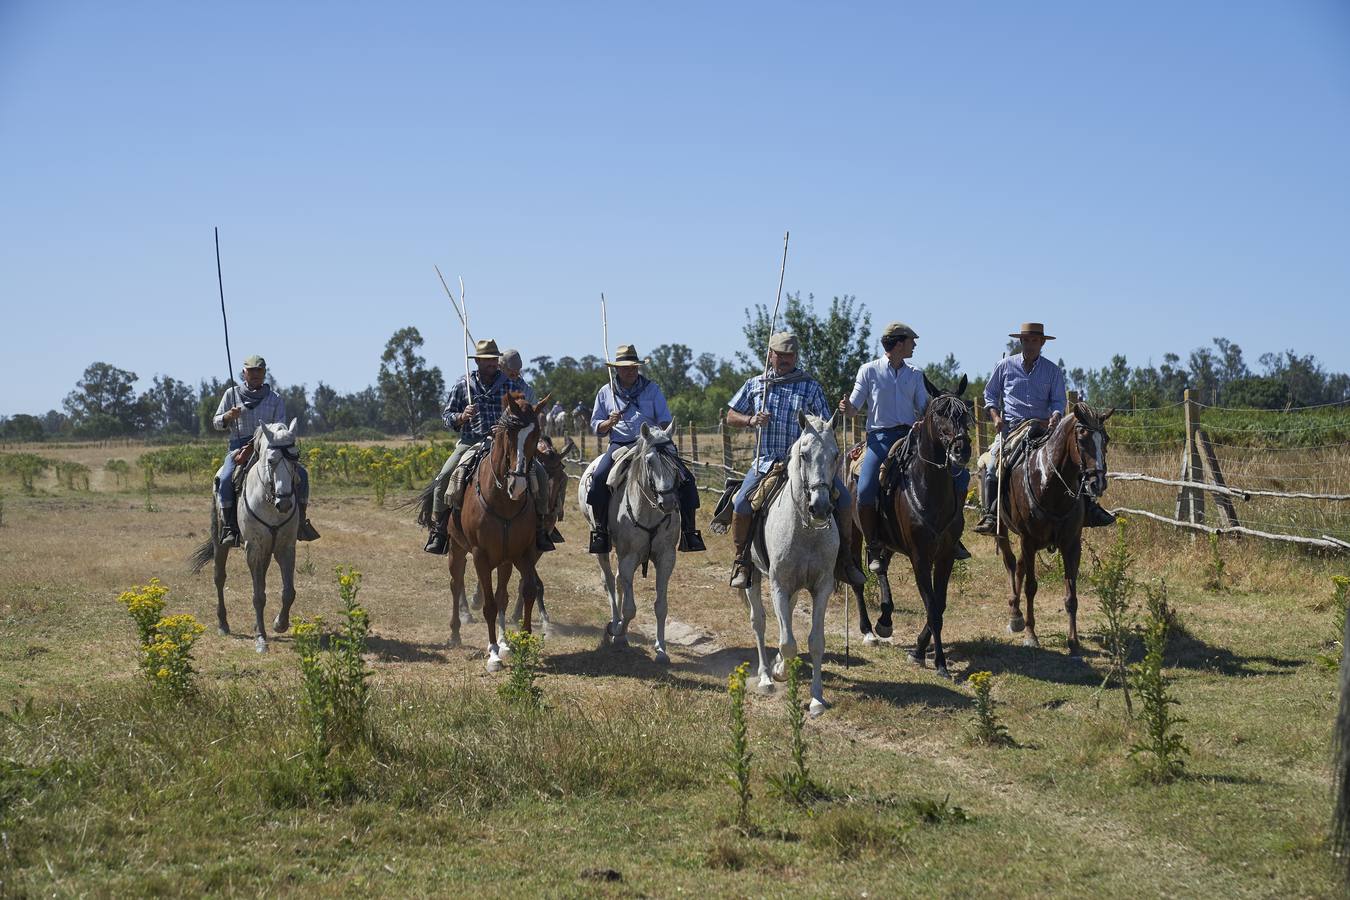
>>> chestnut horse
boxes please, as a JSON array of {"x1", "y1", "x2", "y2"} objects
[
  {"x1": 447, "y1": 392, "x2": 548, "y2": 670},
  {"x1": 994, "y1": 401, "x2": 1113, "y2": 657},
  {"x1": 840, "y1": 378, "x2": 971, "y2": 678}
]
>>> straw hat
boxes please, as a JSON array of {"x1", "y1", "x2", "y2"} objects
[
  {"x1": 607, "y1": 344, "x2": 646, "y2": 367},
  {"x1": 468, "y1": 339, "x2": 502, "y2": 359},
  {"x1": 1009, "y1": 322, "x2": 1055, "y2": 340}
]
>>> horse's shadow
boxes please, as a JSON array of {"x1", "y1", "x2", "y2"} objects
[
  {"x1": 828, "y1": 669, "x2": 973, "y2": 710},
  {"x1": 1165, "y1": 623, "x2": 1301, "y2": 677},
  {"x1": 542, "y1": 645, "x2": 733, "y2": 695},
  {"x1": 955, "y1": 636, "x2": 1103, "y2": 686},
  {"x1": 365, "y1": 634, "x2": 448, "y2": 664}
]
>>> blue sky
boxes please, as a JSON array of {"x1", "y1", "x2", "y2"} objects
[{"x1": 2, "y1": 1, "x2": 1348, "y2": 415}]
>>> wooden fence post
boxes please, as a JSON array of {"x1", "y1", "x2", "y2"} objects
[
  {"x1": 720, "y1": 409, "x2": 733, "y2": 475},
  {"x1": 1197, "y1": 428, "x2": 1239, "y2": 527},
  {"x1": 974, "y1": 407, "x2": 988, "y2": 459},
  {"x1": 1174, "y1": 389, "x2": 1206, "y2": 525},
  {"x1": 689, "y1": 420, "x2": 698, "y2": 464}
]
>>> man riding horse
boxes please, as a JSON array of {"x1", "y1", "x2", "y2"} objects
[
  {"x1": 423, "y1": 339, "x2": 554, "y2": 555},
  {"x1": 725, "y1": 331, "x2": 866, "y2": 590},
  {"x1": 973, "y1": 322, "x2": 1116, "y2": 534},
  {"x1": 212, "y1": 354, "x2": 319, "y2": 546},
  {"x1": 838, "y1": 321, "x2": 971, "y2": 571},
  {"x1": 586, "y1": 343, "x2": 705, "y2": 555}
]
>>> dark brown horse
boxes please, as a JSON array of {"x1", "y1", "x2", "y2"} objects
[
  {"x1": 841, "y1": 378, "x2": 972, "y2": 678},
  {"x1": 506, "y1": 434, "x2": 574, "y2": 628},
  {"x1": 447, "y1": 391, "x2": 549, "y2": 670},
  {"x1": 994, "y1": 401, "x2": 1113, "y2": 657}
]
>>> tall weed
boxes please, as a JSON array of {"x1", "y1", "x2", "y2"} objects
[
  {"x1": 1130, "y1": 581, "x2": 1189, "y2": 782},
  {"x1": 1088, "y1": 519, "x2": 1135, "y2": 715}
]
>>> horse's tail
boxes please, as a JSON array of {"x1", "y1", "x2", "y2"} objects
[
  {"x1": 188, "y1": 504, "x2": 218, "y2": 574},
  {"x1": 399, "y1": 478, "x2": 437, "y2": 528},
  {"x1": 1334, "y1": 619, "x2": 1350, "y2": 873}
]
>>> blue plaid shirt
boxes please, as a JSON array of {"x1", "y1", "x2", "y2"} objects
[
  {"x1": 983, "y1": 354, "x2": 1066, "y2": 436},
  {"x1": 728, "y1": 370, "x2": 831, "y2": 472},
  {"x1": 442, "y1": 371, "x2": 529, "y2": 442}
]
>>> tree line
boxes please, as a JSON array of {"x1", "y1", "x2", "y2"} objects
[{"x1": 3, "y1": 298, "x2": 1346, "y2": 442}]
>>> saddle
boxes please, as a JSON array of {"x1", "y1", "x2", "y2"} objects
[
  {"x1": 709, "y1": 478, "x2": 743, "y2": 535},
  {"x1": 445, "y1": 441, "x2": 492, "y2": 511},
  {"x1": 605, "y1": 444, "x2": 637, "y2": 489},
  {"x1": 846, "y1": 442, "x2": 866, "y2": 481},
  {"x1": 707, "y1": 461, "x2": 788, "y2": 537},
  {"x1": 876, "y1": 428, "x2": 919, "y2": 500},
  {"x1": 214, "y1": 449, "x2": 258, "y2": 505}
]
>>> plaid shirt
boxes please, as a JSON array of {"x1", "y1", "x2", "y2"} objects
[
  {"x1": 728, "y1": 370, "x2": 831, "y2": 472},
  {"x1": 442, "y1": 371, "x2": 529, "y2": 442}
]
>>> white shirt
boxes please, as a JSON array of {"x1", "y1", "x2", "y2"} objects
[{"x1": 847, "y1": 358, "x2": 928, "y2": 431}]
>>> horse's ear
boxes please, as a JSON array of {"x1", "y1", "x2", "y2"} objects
[
  {"x1": 640, "y1": 422, "x2": 652, "y2": 441},
  {"x1": 1101, "y1": 407, "x2": 1115, "y2": 421},
  {"x1": 287, "y1": 417, "x2": 297, "y2": 434},
  {"x1": 825, "y1": 410, "x2": 839, "y2": 431},
  {"x1": 664, "y1": 420, "x2": 677, "y2": 439},
  {"x1": 922, "y1": 373, "x2": 941, "y2": 398},
  {"x1": 956, "y1": 374, "x2": 968, "y2": 397},
  {"x1": 537, "y1": 392, "x2": 552, "y2": 410},
  {"x1": 798, "y1": 410, "x2": 809, "y2": 431}
]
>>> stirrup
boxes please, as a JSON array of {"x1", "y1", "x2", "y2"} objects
[
  {"x1": 865, "y1": 543, "x2": 885, "y2": 574},
  {"x1": 549, "y1": 526, "x2": 565, "y2": 543},
  {"x1": 973, "y1": 512, "x2": 998, "y2": 535},
  {"x1": 678, "y1": 529, "x2": 706, "y2": 552},
  {"x1": 424, "y1": 529, "x2": 449, "y2": 555},
  {"x1": 837, "y1": 558, "x2": 866, "y2": 589},
  {"x1": 298, "y1": 520, "x2": 320, "y2": 542},
  {"x1": 1084, "y1": 500, "x2": 1117, "y2": 528},
  {"x1": 536, "y1": 528, "x2": 556, "y2": 552},
  {"x1": 954, "y1": 541, "x2": 971, "y2": 561},
  {"x1": 588, "y1": 529, "x2": 611, "y2": 554},
  {"x1": 729, "y1": 561, "x2": 752, "y2": 589}
]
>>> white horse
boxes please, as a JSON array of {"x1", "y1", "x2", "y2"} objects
[
  {"x1": 547, "y1": 404, "x2": 569, "y2": 438},
  {"x1": 743, "y1": 412, "x2": 840, "y2": 715},
  {"x1": 190, "y1": 420, "x2": 301, "y2": 653},
  {"x1": 578, "y1": 423, "x2": 681, "y2": 663}
]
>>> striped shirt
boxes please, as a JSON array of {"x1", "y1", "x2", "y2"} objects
[
  {"x1": 984, "y1": 354, "x2": 1067, "y2": 434},
  {"x1": 442, "y1": 371, "x2": 530, "y2": 442},
  {"x1": 590, "y1": 377, "x2": 672, "y2": 446},
  {"x1": 728, "y1": 370, "x2": 831, "y2": 471},
  {"x1": 847, "y1": 358, "x2": 928, "y2": 431},
  {"x1": 212, "y1": 386, "x2": 287, "y2": 441}
]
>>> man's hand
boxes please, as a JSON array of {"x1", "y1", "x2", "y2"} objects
[
  {"x1": 461, "y1": 404, "x2": 477, "y2": 425},
  {"x1": 223, "y1": 406, "x2": 243, "y2": 424},
  {"x1": 748, "y1": 411, "x2": 770, "y2": 428},
  {"x1": 838, "y1": 396, "x2": 852, "y2": 415},
  {"x1": 605, "y1": 410, "x2": 622, "y2": 427},
  {"x1": 989, "y1": 409, "x2": 1003, "y2": 432},
  {"x1": 232, "y1": 443, "x2": 253, "y2": 465}
]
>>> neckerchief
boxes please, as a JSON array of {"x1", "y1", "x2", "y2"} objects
[{"x1": 235, "y1": 382, "x2": 272, "y2": 409}]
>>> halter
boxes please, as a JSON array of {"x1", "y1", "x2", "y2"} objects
[
  {"x1": 788, "y1": 431, "x2": 836, "y2": 530},
  {"x1": 490, "y1": 409, "x2": 536, "y2": 493},
  {"x1": 242, "y1": 427, "x2": 300, "y2": 539}
]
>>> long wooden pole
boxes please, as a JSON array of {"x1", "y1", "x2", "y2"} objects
[
  {"x1": 460, "y1": 276, "x2": 476, "y2": 434},
  {"x1": 435, "y1": 265, "x2": 476, "y2": 344},
  {"x1": 757, "y1": 231, "x2": 790, "y2": 453},
  {"x1": 601, "y1": 292, "x2": 626, "y2": 414},
  {"x1": 214, "y1": 227, "x2": 235, "y2": 388}
]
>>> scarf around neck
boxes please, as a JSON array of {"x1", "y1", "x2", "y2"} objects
[
  {"x1": 764, "y1": 367, "x2": 811, "y2": 387},
  {"x1": 615, "y1": 374, "x2": 650, "y2": 404},
  {"x1": 236, "y1": 382, "x2": 272, "y2": 409}
]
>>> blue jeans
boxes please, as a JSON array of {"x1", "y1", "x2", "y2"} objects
[
  {"x1": 218, "y1": 436, "x2": 309, "y2": 507},
  {"x1": 733, "y1": 462, "x2": 852, "y2": 516},
  {"x1": 857, "y1": 428, "x2": 971, "y2": 507}
]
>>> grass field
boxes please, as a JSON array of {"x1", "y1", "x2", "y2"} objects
[{"x1": 1, "y1": 441, "x2": 1345, "y2": 897}]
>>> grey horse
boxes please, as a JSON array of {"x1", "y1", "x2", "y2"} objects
[{"x1": 190, "y1": 420, "x2": 301, "y2": 653}]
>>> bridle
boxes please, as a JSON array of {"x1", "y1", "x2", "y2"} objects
[
  {"x1": 489, "y1": 410, "x2": 536, "y2": 495},
  {"x1": 789, "y1": 433, "x2": 836, "y2": 530}
]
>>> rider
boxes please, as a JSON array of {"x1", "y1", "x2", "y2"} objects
[
  {"x1": 838, "y1": 322, "x2": 971, "y2": 572},
  {"x1": 212, "y1": 355, "x2": 318, "y2": 546},
  {"x1": 499, "y1": 348, "x2": 535, "y2": 402},
  {"x1": 973, "y1": 322, "x2": 1116, "y2": 534},
  {"x1": 725, "y1": 332, "x2": 866, "y2": 590},
  {"x1": 586, "y1": 343, "x2": 705, "y2": 555},
  {"x1": 423, "y1": 339, "x2": 554, "y2": 554}
]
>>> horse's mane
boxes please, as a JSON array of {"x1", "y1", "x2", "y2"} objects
[
  {"x1": 927, "y1": 394, "x2": 971, "y2": 427},
  {"x1": 1070, "y1": 400, "x2": 1107, "y2": 430}
]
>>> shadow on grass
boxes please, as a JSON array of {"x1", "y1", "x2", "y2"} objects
[
  {"x1": 542, "y1": 645, "x2": 734, "y2": 695},
  {"x1": 954, "y1": 637, "x2": 1102, "y2": 687},
  {"x1": 1166, "y1": 623, "x2": 1301, "y2": 677},
  {"x1": 365, "y1": 634, "x2": 448, "y2": 664},
  {"x1": 829, "y1": 670, "x2": 973, "y2": 710}
]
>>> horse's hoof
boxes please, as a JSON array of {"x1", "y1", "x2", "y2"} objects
[
  {"x1": 272, "y1": 615, "x2": 290, "y2": 633},
  {"x1": 448, "y1": 634, "x2": 462, "y2": 649},
  {"x1": 498, "y1": 642, "x2": 512, "y2": 658},
  {"x1": 863, "y1": 631, "x2": 878, "y2": 646},
  {"x1": 1023, "y1": 636, "x2": 1040, "y2": 649},
  {"x1": 217, "y1": 625, "x2": 230, "y2": 637},
  {"x1": 1008, "y1": 617, "x2": 1026, "y2": 634},
  {"x1": 907, "y1": 650, "x2": 926, "y2": 668},
  {"x1": 486, "y1": 656, "x2": 503, "y2": 673},
  {"x1": 874, "y1": 623, "x2": 893, "y2": 639},
  {"x1": 756, "y1": 677, "x2": 775, "y2": 694},
  {"x1": 654, "y1": 649, "x2": 670, "y2": 665},
  {"x1": 255, "y1": 637, "x2": 268, "y2": 654},
  {"x1": 935, "y1": 666, "x2": 951, "y2": 680},
  {"x1": 808, "y1": 698, "x2": 829, "y2": 717},
  {"x1": 612, "y1": 634, "x2": 629, "y2": 649}
]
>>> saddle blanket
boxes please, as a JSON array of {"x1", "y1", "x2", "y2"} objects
[{"x1": 977, "y1": 418, "x2": 1046, "y2": 475}]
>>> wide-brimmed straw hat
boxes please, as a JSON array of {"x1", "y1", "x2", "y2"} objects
[
  {"x1": 607, "y1": 344, "x2": 646, "y2": 367},
  {"x1": 1009, "y1": 322, "x2": 1055, "y2": 340},
  {"x1": 468, "y1": 339, "x2": 502, "y2": 359}
]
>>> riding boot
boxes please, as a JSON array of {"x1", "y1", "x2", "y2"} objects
[
  {"x1": 728, "y1": 512, "x2": 755, "y2": 589},
  {"x1": 1083, "y1": 495, "x2": 1117, "y2": 528},
  {"x1": 974, "y1": 469, "x2": 999, "y2": 535},
  {"x1": 536, "y1": 516, "x2": 556, "y2": 552},
  {"x1": 857, "y1": 504, "x2": 885, "y2": 573},
  {"x1": 219, "y1": 504, "x2": 241, "y2": 547},
  {"x1": 954, "y1": 540, "x2": 971, "y2": 561},
  {"x1": 588, "y1": 490, "x2": 611, "y2": 554},
  {"x1": 678, "y1": 529, "x2": 707, "y2": 552},
  {"x1": 832, "y1": 508, "x2": 867, "y2": 588},
  {"x1": 297, "y1": 504, "x2": 320, "y2": 542},
  {"x1": 549, "y1": 525, "x2": 565, "y2": 543},
  {"x1": 423, "y1": 510, "x2": 450, "y2": 555}
]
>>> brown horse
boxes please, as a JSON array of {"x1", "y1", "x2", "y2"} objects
[
  {"x1": 841, "y1": 379, "x2": 972, "y2": 678},
  {"x1": 994, "y1": 401, "x2": 1113, "y2": 657},
  {"x1": 506, "y1": 434, "x2": 574, "y2": 628},
  {"x1": 447, "y1": 391, "x2": 549, "y2": 670}
]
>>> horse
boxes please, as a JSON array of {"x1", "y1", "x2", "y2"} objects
[
  {"x1": 831, "y1": 377, "x2": 972, "y2": 671},
  {"x1": 446, "y1": 392, "x2": 548, "y2": 671},
  {"x1": 505, "y1": 434, "x2": 574, "y2": 628},
  {"x1": 578, "y1": 422, "x2": 682, "y2": 663},
  {"x1": 840, "y1": 380, "x2": 972, "y2": 678},
  {"x1": 547, "y1": 404, "x2": 569, "y2": 438},
  {"x1": 994, "y1": 401, "x2": 1113, "y2": 657},
  {"x1": 1335, "y1": 633, "x2": 1350, "y2": 879},
  {"x1": 742, "y1": 411, "x2": 841, "y2": 715},
  {"x1": 189, "y1": 420, "x2": 303, "y2": 653},
  {"x1": 570, "y1": 404, "x2": 590, "y2": 436}
]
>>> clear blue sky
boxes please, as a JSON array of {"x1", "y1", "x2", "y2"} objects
[{"x1": 2, "y1": 1, "x2": 1348, "y2": 416}]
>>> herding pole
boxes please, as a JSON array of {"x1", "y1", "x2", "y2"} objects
[
  {"x1": 214, "y1": 227, "x2": 236, "y2": 388},
  {"x1": 601, "y1": 292, "x2": 625, "y2": 413},
  {"x1": 435, "y1": 265, "x2": 476, "y2": 344},
  {"x1": 459, "y1": 276, "x2": 478, "y2": 435},
  {"x1": 756, "y1": 231, "x2": 791, "y2": 451}
]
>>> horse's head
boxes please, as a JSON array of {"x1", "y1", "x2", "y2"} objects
[
  {"x1": 498, "y1": 392, "x2": 547, "y2": 501},
  {"x1": 795, "y1": 411, "x2": 840, "y2": 523},
  {"x1": 923, "y1": 376, "x2": 973, "y2": 470},
  {"x1": 258, "y1": 418, "x2": 300, "y2": 513},
  {"x1": 1070, "y1": 401, "x2": 1114, "y2": 497},
  {"x1": 637, "y1": 421, "x2": 681, "y2": 514}
]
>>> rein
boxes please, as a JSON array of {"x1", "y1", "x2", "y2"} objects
[
  {"x1": 1018, "y1": 416, "x2": 1087, "y2": 526},
  {"x1": 895, "y1": 399, "x2": 969, "y2": 540},
  {"x1": 242, "y1": 438, "x2": 299, "y2": 540},
  {"x1": 620, "y1": 439, "x2": 680, "y2": 576}
]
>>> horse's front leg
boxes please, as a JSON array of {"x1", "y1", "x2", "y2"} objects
[
  {"x1": 214, "y1": 544, "x2": 230, "y2": 636},
  {"x1": 651, "y1": 548, "x2": 674, "y2": 664},
  {"x1": 1021, "y1": 546, "x2": 1040, "y2": 649},
  {"x1": 807, "y1": 575, "x2": 832, "y2": 715},
  {"x1": 998, "y1": 533, "x2": 1024, "y2": 633},
  {"x1": 928, "y1": 552, "x2": 954, "y2": 678},
  {"x1": 771, "y1": 577, "x2": 798, "y2": 683},
  {"x1": 515, "y1": 559, "x2": 539, "y2": 635},
  {"x1": 853, "y1": 581, "x2": 876, "y2": 644},
  {"x1": 247, "y1": 543, "x2": 270, "y2": 654},
  {"x1": 874, "y1": 553, "x2": 895, "y2": 639},
  {"x1": 273, "y1": 541, "x2": 296, "y2": 634},
  {"x1": 614, "y1": 552, "x2": 640, "y2": 647},
  {"x1": 1061, "y1": 537, "x2": 1083, "y2": 659},
  {"x1": 492, "y1": 561, "x2": 512, "y2": 647},
  {"x1": 596, "y1": 549, "x2": 622, "y2": 646},
  {"x1": 448, "y1": 545, "x2": 467, "y2": 648},
  {"x1": 907, "y1": 554, "x2": 937, "y2": 671},
  {"x1": 745, "y1": 576, "x2": 773, "y2": 692},
  {"x1": 474, "y1": 553, "x2": 503, "y2": 671}
]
